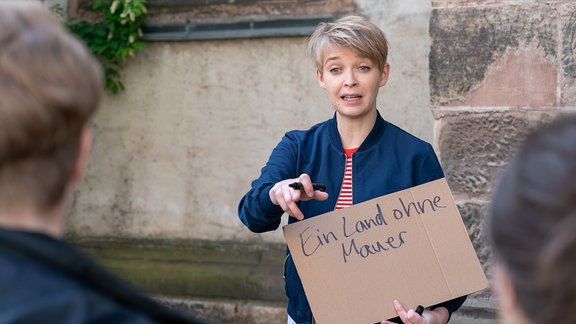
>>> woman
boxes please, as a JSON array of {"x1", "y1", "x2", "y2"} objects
[{"x1": 238, "y1": 16, "x2": 466, "y2": 324}]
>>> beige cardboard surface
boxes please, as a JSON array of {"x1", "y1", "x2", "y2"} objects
[{"x1": 282, "y1": 178, "x2": 488, "y2": 324}]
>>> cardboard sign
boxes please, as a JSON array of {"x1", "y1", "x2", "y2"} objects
[{"x1": 282, "y1": 178, "x2": 488, "y2": 324}]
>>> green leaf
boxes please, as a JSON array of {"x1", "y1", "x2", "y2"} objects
[{"x1": 58, "y1": 0, "x2": 148, "y2": 94}]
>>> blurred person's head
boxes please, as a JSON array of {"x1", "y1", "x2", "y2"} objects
[
  {"x1": 0, "y1": 2, "x2": 103, "y2": 234},
  {"x1": 487, "y1": 115, "x2": 576, "y2": 324}
]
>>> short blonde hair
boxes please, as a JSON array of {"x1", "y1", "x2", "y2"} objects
[
  {"x1": 308, "y1": 16, "x2": 389, "y2": 73},
  {"x1": 0, "y1": 2, "x2": 103, "y2": 212}
]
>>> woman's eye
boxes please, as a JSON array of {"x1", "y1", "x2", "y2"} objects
[{"x1": 330, "y1": 67, "x2": 341, "y2": 74}]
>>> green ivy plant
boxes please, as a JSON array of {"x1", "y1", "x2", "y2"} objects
[{"x1": 68, "y1": 0, "x2": 148, "y2": 94}]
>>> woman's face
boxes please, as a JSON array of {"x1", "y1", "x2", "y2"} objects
[{"x1": 315, "y1": 46, "x2": 389, "y2": 121}]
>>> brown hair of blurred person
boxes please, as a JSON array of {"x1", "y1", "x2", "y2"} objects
[
  {"x1": 0, "y1": 1, "x2": 102, "y2": 236},
  {"x1": 487, "y1": 115, "x2": 576, "y2": 324},
  {"x1": 0, "y1": 3, "x2": 206, "y2": 323}
]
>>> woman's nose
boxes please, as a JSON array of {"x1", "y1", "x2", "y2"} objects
[{"x1": 343, "y1": 71, "x2": 358, "y2": 87}]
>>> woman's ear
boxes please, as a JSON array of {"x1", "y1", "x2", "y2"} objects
[
  {"x1": 379, "y1": 63, "x2": 390, "y2": 87},
  {"x1": 316, "y1": 69, "x2": 327, "y2": 89}
]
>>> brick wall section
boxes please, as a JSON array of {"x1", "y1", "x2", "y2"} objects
[{"x1": 430, "y1": 0, "x2": 576, "y2": 300}]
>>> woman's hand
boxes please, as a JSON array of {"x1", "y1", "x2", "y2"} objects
[
  {"x1": 269, "y1": 173, "x2": 329, "y2": 220},
  {"x1": 380, "y1": 300, "x2": 449, "y2": 324}
]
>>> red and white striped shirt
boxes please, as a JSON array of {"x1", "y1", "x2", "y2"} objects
[{"x1": 335, "y1": 148, "x2": 358, "y2": 210}]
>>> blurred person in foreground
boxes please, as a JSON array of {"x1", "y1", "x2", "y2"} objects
[
  {"x1": 487, "y1": 115, "x2": 576, "y2": 324},
  {"x1": 0, "y1": 2, "x2": 205, "y2": 323}
]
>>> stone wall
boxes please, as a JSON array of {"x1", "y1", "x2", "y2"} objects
[{"x1": 431, "y1": 0, "x2": 576, "y2": 284}]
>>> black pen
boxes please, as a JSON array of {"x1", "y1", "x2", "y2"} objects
[
  {"x1": 415, "y1": 305, "x2": 424, "y2": 316},
  {"x1": 289, "y1": 182, "x2": 326, "y2": 192}
]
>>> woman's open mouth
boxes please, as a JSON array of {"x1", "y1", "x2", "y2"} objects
[{"x1": 341, "y1": 95, "x2": 362, "y2": 103}]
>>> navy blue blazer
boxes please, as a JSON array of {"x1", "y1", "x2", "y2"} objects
[{"x1": 239, "y1": 111, "x2": 466, "y2": 323}]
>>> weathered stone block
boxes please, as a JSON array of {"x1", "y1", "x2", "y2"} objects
[
  {"x1": 71, "y1": 237, "x2": 288, "y2": 302},
  {"x1": 561, "y1": 4, "x2": 576, "y2": 105},
  {"x1": 437, "y1": 111, "x2": 558, "y2": 199},
  {"x1": 457, "y1": 203, "x2": 490, "y2": 276},
  {"x1": 442, "y1": 48, "x2": 557, "y2": 108},
  {"x1": 430, "y1": 4, "x2": 558, "y2": 106},
  {"x1": 432, "y1": 0, "x2": 540, "y2": 8}
]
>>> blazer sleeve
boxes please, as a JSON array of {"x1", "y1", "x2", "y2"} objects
[
  {"x1": 414, "y1": 143, "x2": 445, "y2": 185},
  {"x1": 238, "y1": 132, "x2": 300, "y2": 233}
]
